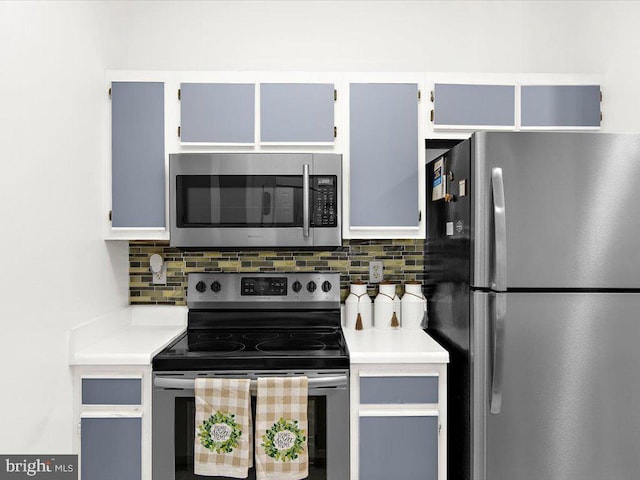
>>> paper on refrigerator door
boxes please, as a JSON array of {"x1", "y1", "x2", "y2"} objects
[{"x1": 432, "y1": 158, "x2": 445, "y2": 201}]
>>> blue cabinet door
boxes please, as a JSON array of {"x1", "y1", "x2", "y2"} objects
[
  {"x1": 260, "y1": 83, "x2": 335, "y2": 143},
  {"x1": 349, "y1": 83, "x2": 419, "y2": 228},
  {"x1": 81, "y1": 417, "x2": 141, "y2": 480},
  {"x1": 433, "y1": 83, "x2": 516, "y2": 128},
  {"x1": 359, "y1": 416, "x2": 438, "y2": 480},
  {"x1": 111, "y1": 82, "x2": 165, "y2": 228},
  {"x1": 180, "y1": 83, "x2": 255, "y2": 143},
  {"x1": 521, "y1": 85, "x2": 601, "y2": 128}
]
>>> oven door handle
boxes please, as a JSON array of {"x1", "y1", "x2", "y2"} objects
[{"x1": 154, "y1": 375, "x2": 348, "y2": 391}]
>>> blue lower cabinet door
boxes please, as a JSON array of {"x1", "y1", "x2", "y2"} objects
[
  {"x1": 359, "y1": 416, "x2": 438, "y2": 480},
  {"x1": 81, "y1": 417, "x2": 141, "y2": 480}
]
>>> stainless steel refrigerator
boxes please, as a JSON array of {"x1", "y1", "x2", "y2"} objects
[{"x1": 425, "y1": 132, "x2": 640, "y2": 480}]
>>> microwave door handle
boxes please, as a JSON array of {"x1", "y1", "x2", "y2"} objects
[{"x1": 303, "y1": 164, "x2": 310, "y2": 237}]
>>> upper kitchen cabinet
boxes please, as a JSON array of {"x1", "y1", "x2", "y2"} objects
[
  {"x1": 260, "y1": 83, "x2": 335, "y2": 144},
  {"x1": 179, "y1": 83, "x2": 255, "y2": 144},
  {"x1": 520, "y1": 84, "x2": 601, "y2": 129},
  {"x1": 348, "y1": 82, "x2": 422, "y2": 237},
  {"x1": 432, "y1": 83, "x2": 516, "y2": 130},
  {"x1": 110, "y1": 82, "x2": 166, "y2": 234}
]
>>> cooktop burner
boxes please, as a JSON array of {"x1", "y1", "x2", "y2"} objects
[
  {"x1": 195, "y1": 333, "x2": 233, "y2": 341},
  {"x1": 256, "y1": 338, "x2": 326, "y2": 353},
  {"x1": 186, "y1": 340, "x2": 246, "y2": 353},
  {"x1": 242, "y1": 332, "x2": 279, "y2": 340}
]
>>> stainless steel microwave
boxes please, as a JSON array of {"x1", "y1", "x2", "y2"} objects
[{"x1": 169, "y1": 153, "x2": 342, "y2": 248}]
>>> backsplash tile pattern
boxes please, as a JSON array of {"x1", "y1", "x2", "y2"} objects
[{"x1": 129, "y1": 239, "x2": 424, "y2": 305}]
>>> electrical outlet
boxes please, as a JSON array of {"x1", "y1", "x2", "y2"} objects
[
  {"x1": 369, "y1": 260, "x2": 383, "y2": 283},
  {"x1": 152, "y1": 268, "x2": 167, "y2": 285}
]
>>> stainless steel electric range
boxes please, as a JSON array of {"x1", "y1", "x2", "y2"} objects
[{"x1": 152, "y1": 272, "x2": 350, "y2": 480}]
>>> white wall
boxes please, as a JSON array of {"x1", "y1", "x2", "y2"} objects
[
  {"x1": 0, "y1": 2, "x2": 128, "y2": 452},
  {"x1": 2, "y1": 0, "x2": 640, "y2": 455},
  {"x1": 105, "y1": 0, "x2": 640, "y2": 132}
]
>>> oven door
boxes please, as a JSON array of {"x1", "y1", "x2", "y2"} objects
[
  {"x1": 152, "y1": 371, "x2": 349, "y2": 480},
  {"x1": 169, "y1": 153, "x2": 341, "y2": 248}
]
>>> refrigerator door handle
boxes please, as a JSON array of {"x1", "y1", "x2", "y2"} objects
[
  {"x1": 490, "y1": 293, "x2": 506, "y2": 414},
  {"x1": 491, "y1": 167, "x2": 507, "y2": 291}
]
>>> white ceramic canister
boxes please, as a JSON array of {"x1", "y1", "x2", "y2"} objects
[
  {"x1": 344, "y1": 282, "x2": 372, "y2": 330},
  {"x1": 374, "y1": 281, "x2": 401, "y2": 329},
  {"x1": 401, "y1": 281, "x2": 427, "y2": 329}
]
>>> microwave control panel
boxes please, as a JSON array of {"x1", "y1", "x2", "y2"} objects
[{"x1": 311, "y1": 176, "x2": 337, "y2": 227}]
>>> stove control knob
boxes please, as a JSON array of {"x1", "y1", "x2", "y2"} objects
[
  {"x1": 210, "y1": 281, "x2": 221, "y2": 293},
  {"x1": 292, "y1": 280, "x2": 302, "y2": 293},
  {"x1": 321, "y1": 280, "x2": 332, "y2": 292},
  {"x1": 307, "y1": 281, "x2": 317, "y2": 293},
  {"x1": 195, "y1": 281, "x2": 207, "y2": 293}
]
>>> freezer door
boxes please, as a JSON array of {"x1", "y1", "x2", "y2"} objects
[
  {"x1": 476, "y1": 291, "x2": 640, "y2": 480},
  {"x1": 472, "y1": 131, "x2": 640, "y2": 289}
]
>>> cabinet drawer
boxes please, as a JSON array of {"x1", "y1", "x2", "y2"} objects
[
  {"x1": 360, "y1": 376, "x2": 438, "y2": 404},
  {"x1": 82, "y1": 378, "x2": 142, "y2": 405}
]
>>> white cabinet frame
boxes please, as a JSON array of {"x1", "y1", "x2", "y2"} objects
[
  {"x1": 73, "y1": 366, "x2": 151, "y2": 480},
  {"x1": 425, "y1": 72, "x2": 603, "y2": 140},
  {"x1": 350, "y1": 364, "x2": 447, "y2": 480}
]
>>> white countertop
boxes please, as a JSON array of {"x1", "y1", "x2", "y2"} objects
[
  {"x1": 70, "y1": 305, "x2": 448, "y2": 366},
  {"x1": 69, "y1": 305, "x2": 187, "y2": 366},
  {"x1": 343, "y1": 327, "x2": 449, "y2": 364}
]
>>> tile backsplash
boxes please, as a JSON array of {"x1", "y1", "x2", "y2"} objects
[{"x1": 129, "y1": 239, "x2": 424, "y2": 305}]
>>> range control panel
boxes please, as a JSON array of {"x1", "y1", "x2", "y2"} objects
[
  {"x1": 187, "y1": 272, "x2": 340, "y2": 308},
  {"x1": 241, "y1": 277, "x2": 287, "y2": 296}
]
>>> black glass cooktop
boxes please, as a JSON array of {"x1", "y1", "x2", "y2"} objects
[{"x1": 153, "y1": 328, "x2": 349, "y2": 371}]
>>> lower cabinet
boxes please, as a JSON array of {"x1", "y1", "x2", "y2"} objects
[
  {"x1": 350, "y1": 364, "x2": 447, "y2": 480},
  {"x1": 81, "y1": 417, "x2": 142, "y2": 480},
  {"x1": 74, "y1": 367, "x2": 150, "y2": 480}
]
